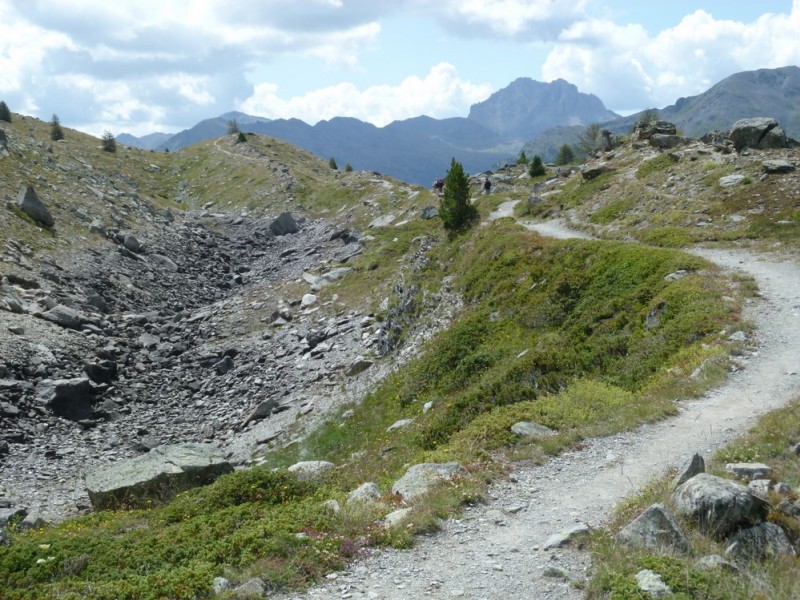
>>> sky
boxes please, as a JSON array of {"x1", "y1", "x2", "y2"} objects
[{"x1": 1, "y1": 0, "x2": 798, "y2": 137}]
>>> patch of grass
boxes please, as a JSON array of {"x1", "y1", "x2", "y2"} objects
[
  {"x1": 590, "y1": 197, "x2": 636, "y2": 225},
  {"x1": 639, "y1": 226, "x2": 692, "y2": 247},
  {"x1": 635, "y1": 152, "x2": 679, "y2": 179}
]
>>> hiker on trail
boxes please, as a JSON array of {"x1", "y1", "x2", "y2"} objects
[
  {"x1": 433, "y1": 178, "x2": 444, "y2": 195},
  {"x1": 483, "y1": 177, "x2": 492, "y2": 195}
]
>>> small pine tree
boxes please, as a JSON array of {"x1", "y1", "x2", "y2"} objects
[
  {"x1": 576, "y1": 122, "x2": 601, "y2": 155},
  {"x1": 0, "y1": 100, "x2": 10, "y2": 122},
  {"x1": 555, "y1": 144, "x2": 575, "y2": 166},
  {"x1": 227, "y1": 119, "x2": 240, "y2": 135},
  {"x1": 329, "y1": 157, "x2": 338, "y2": 170},
  {"x1": 529, "y1": 154, "x2": 545, "y2": 177},
  {"x1": 236, "y1": 131, "x2": 247, "y2": 143},
  {"x1": 439, "y1": 158, "x2": 478, "y2": 231},
  {"x1": 50, "y1": 114, "x2": 64, "y2": 141},
  {"x1": 517, "y1": 150, "x2": 529, "y2": 165},
  {"x1": 101, "y1": 131, "x2": 116, "y2": 153},
  {"x1": 344, "y1": 162, "x2": 353, "y2": 172},
  {"x1": 637, "y1": 108, "x2": 659, "y2": 127}
]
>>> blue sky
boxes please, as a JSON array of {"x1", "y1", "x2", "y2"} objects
[{"x1": 1, "y1": 1, "x2": 798, "y2": 136}]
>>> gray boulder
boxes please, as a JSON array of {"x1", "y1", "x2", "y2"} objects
[
  {"x1": 150, "y1": 254, "x2": 179, "y2": 272},
  {"x1": 729, "y1": 117, "x2": 787, "y2": 151},
  {"x1": 421, "y1": 206, "x2": 439, "y2": 220},
  {"x1": 511, "y1": 421, "x2": 555, "y2": 438},
  {"x1": 617, "y1": 503, "x2": 689, "y2": 554},
  {"x1": 85, "y1": 443, "x2": 233, "y2": 510},
  {"x1": 672, "y1": 473, "x2": 768, "y2": 537},
  {"x1": 269, "y1": 212, "x2": 299, "y2": 236},
  {"x1": 369, "y1": 214, "x2": 396, "y2": 228},
  {"x1": 347, "y1": 482, "x2": 383, "y2": 505},
  {"x1": 37, "y1": 378, "x2": 95, "y2": 421},
  {"x1": 16, "y1": 186, "x2": 54, "y2": 227},
  {"x1": 39, "y1": 304, "x2": 86, "y2": 330},
  {"x1": 0, "y1": 506, "x2": 27, "y2": 528},
  {"x1": 287, "y1": 460, "x2": 335, "y2": 481},
  {"x1": 725, "y1": 462, "x2": 773, "y2": 481},
  {"x1": 581, "y1": 163, "x2": 614, "y2": 181},
  {"x1": 333, "y1": 242, "x2": 364, "y2": 263},
  {"x1": 719, "y1": 174, "x2": 746, "y2": 188},
  {"x1": 543, "y1": 523, "x2": 591, "y2": 550},
  {"x1": 123, "y1": 234, "x2": 143, "y2": 253},
  {"x1": 636, "y1": 569, "x2": 672, "y2": 598},
  {"x1": 725, "y1": 522, "x2": 796, "y2": 561},
  {"x1": 762, "y1": 159, "x2": 795, "y2": 174},
  {"x1": 391, "y1": 462, "x2": 468, "y2": 502}
]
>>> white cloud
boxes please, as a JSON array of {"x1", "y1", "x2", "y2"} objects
[
  {"x1": 542, "y1": 2, "x2": 800, "y2": 112},
  {"x1": 241, "y1": 62, "x2": 493, "y2": 126}
]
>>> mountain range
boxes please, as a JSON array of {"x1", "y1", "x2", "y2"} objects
[{"x1": 120, "y1": 66, "x2": 800, "y2": 185}]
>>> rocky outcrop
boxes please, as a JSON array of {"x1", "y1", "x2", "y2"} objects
[
  {"x1": 84, "y1": 443, "x2": 233, "y2": 510},
  {"x1": 672, "y1": 473, "x2": 768, "y2": 537},
  {"x1": 632, "y1": 121, "x2": 677, "y2": 142},
  {"x1": 16, "y1": 186, "x2": 54, "y2": 227},
  {"x1": 729, "y1": 117, "x2": 788, "y2": 151}
]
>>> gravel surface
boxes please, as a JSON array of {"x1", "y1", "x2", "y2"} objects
[{"x1": 275, "y1": 217, "x2": 800, "y2": 600}]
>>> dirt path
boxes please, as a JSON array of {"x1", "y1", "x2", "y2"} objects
[{"x1": 279, "y1": 212, "x2": 800, "y2": 600}]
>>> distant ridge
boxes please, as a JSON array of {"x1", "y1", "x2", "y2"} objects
[
  {"x1": 122, "y1": 67, "x2": 800, "y2": 184},
  {"x1": 121, "y1": 79, "x2": 618, "y2": 185}
]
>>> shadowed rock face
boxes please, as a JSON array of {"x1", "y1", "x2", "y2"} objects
[
  {"x1": 16, "y1": 186, "x2": 54, "y2": 227},
  {"x1": 84, "y1": 443, "x2": 233, "y2": 510}
]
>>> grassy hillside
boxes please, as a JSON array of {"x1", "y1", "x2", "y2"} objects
[{"x1": 0, "y1": 117, "x2": 784, "y2": 598}]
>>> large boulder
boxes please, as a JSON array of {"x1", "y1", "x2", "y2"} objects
[
  {"x1": 617, "y1": 503, "x2": 690, "y2": 554},
  {"x1": 729, "y1": 117, "x2": 788, "y2": 151},
  {"x1": 39, "y1": 304, "x2": 86, "y2": 330},
  {"x1": 288, "y1": 461, "x2": 335, "y2": 481},
  {"x1": 391, "y1": 462, "x2": 468, "y2": 502},
  {"x1": 725, "y1": 522, "x2": 796, "y2": 561},
  {"x1": 37, "y1": 378, "x2": 95, "y2": 421},
  {"x1": 16, "y1": 185, "x2": 54, "y2": 227},
  {"x1": 269, "y1": 212, "x2": 299, "y2": 236},
  {"x1": 672, "y1": 473, "x2": 769, "y2": 537},
  {"x1": 85, "y1": 443, "x2": 233, "y2": 510}
]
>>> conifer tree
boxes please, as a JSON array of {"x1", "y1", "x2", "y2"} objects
[
  {"x1": 555, "y1": 144, "x2": 575, "y2": 166},
  {"x1": 329, "y1": 157, "x2": 338, "y2": 170},
  {"x1": 439, "y1": 158, "x2": 478, "y2": 231},
  {"x1": 529, "y1": 154, "x2": 545, "y2": 177},
  {"x1": 101, "y1": 131, "x2": 116, "y2": 153},
  {"x1": 0, "y1": 100, "x2": 10, "y2": 122},
  {"x1": 50, "y1": 114, "x2": 64, "y2": 141},
  {"x1": 517, "y1": 150, "x2": 529, "y2": 165}
]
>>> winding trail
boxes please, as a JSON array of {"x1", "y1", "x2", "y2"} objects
[{"x1": 279, "y1": 205, "x2": 800, "y2": 600}]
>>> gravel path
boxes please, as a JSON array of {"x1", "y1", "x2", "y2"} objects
[{"x1": 277, "y1": 213, "x2": 800, "y2": 600}]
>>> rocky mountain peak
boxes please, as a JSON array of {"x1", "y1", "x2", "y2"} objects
[{"x1": 467, "y1": 77, "x2": 619, "y2": 141}]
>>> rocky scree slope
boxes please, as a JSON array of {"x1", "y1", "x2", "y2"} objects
[{"x1": 0, "y1": 116, "x2": 448, "y2": 523}]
